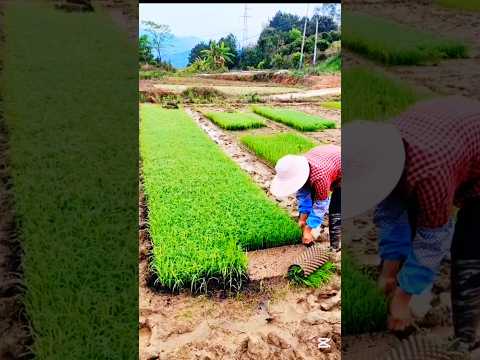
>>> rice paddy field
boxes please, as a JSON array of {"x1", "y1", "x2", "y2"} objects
[
  {"x1": 140, "y1": 105, "x2": 302, "y2": 292},
  {"x1": 252, "y1": 105, "x2": 336, "y2": 131},
  {"x1": 241, "y1": 132, "x2": 316, "y2": 166},
  {"x1": 3, "y1": 2, "x2": 137, "y2": 358},
  {"x1": 342, "y1": 252, "x2": 388, "y2": 335},
  {"x1": 343, "y1": 67, "x2": 420, "y2": 123},
  {"x1": 343, "y1": 11, "x2": 468, "y2": 65},
  {"x1": 204, "y1": 111, "x2": 266, "y2": 130}
]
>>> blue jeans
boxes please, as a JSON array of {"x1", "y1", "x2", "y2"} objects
[{"x1": 374, "y1": 192, "x2": 454, "y2": 295}]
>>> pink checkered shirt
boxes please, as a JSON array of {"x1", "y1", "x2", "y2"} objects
[
  {"x1": 394, "y1": 96, "x2": 480, "y2": 228},
  {"x1": 304, "y1": 145, "x2": 341, "y2": 200}
]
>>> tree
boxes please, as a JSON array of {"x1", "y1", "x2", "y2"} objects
[
  {"x1": 218, "y1": 34, "x2": 239, "y2": 68},
  {"x1": 238, "y1": 46, "x2": 263, "y2": 69},
  {"x1": 141, "y1": 20, "x2": 173, "y2": 63},
  {"x1": 200, "y1": 41, "x2": 234, "y2": 70},
  {"x1": 139, "y1": 35, "x2": 154, "y2": 65},
  {"x1": 269, "y1": 11, "x2": 301, "y2": 32},
  {"x1": 188, "y1": 41, "x2": 210, "y2": 65}
]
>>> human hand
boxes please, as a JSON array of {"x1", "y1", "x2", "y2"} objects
[
  {"x1": 302, "y1": 226, "x2": 314, "y2": 246},
  {"x1": 388, "y1": 287, "x2": 413, "y2": 331}
]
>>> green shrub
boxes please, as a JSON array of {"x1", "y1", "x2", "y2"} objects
[
  {"x1": 140, "y1": 106, "x2": 301, "y2": 292},
  {"x1": 181, "y1": 87, "x2": 226, "y2": 103},
  {"x1": 241, "y1": 132, "x2": 316, "y2": 166},
  {"x1": 204, "y1": 111, "x2": 266, "y2": 130},
  {"x1": 343, "y1": 67, "x2": 420, "y2": 124},
  {"x1": 289, "y1": 262, "x2": 336, "y2": 288},
  {"x1": 342, "y1": 252, "x2": 388, "y2": 335},
  {"x1": 321, "y1": 101, "x2": 341, "y2": 110},
  {"x1": 343, "y1": 11, "x2": 468, "y2": 65},
  {"x1": 252, "y1": 106, "x2": 336, "y2": 131},
  {"x1": 242, "y1": 92, "x2": 264, "y2": 104}
]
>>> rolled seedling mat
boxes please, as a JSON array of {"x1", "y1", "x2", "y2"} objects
[{"x1": 288, "y1": 244, "x2": 331, "y2": 276}]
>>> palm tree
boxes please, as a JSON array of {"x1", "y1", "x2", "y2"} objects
[{"x1": 201, "y1": 41, "x2": 234, "y2": 70}]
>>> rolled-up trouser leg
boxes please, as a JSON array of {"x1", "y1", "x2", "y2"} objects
[
  {"x1": 451, "y1": 201, "x2": 480, "y2": 349},
  {"x1": 329, "y1": 186, "x2": 341, "y2": 250}
]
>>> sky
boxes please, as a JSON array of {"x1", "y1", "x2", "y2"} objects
[{"x1": 139, "y1": 3, "x2": 340, "y2": 46}]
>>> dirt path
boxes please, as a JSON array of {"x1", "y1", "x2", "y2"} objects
[{"x1": 265, "y1": 88, "x2": 341, "y2": 102}]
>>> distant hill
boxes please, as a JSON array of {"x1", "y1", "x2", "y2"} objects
[{"x1": 140, "y1": 29, "x2": 204, "y2": 68}]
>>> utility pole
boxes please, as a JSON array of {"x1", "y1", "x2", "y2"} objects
[
  {"x1": 241, "y1": 4, "x2": 251, "y2": 49},
  {"x1": 298, "y1": 3, "x2": 309, "y2": 69},
  {"x1": 313, "y1": 10, "x2": 319, "y2": 65}
]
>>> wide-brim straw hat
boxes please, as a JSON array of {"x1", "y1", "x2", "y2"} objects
[
  {"x1": 342, "y1": 120, "x2": 405, "y2": 219},
  {"x1": 270, "y1": 155, "x2": 310, "y2": 198}
]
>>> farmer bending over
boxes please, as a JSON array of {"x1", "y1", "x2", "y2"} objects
[
  {"x1": 343, "y1": 96, "x2": 480, "y2": 351},
  {"x1": 270, "y1": 144, "x2": 341, "y2": 249}
]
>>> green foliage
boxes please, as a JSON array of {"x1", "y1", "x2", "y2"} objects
[
  {"x1": 204, "y1": 111, "x2": 266, "y2": 130},
  {"x1": 252, "y1": 106, "x2": 336, "y2": 131},
  {"x1": 291, "y1": 52, "x2": 302, "y2": 68},
  {"x1": 181, "y1": 87, "x2": 226, "y2": 103},
  {"x1": 342, "y1": 252, "x2": 388, "y2": 335},
  {"x1": 289, "y1": 262, "x2": 336, "y2": 288},
  {"x1": 188, "y1": 42, "x2": 210, "y2": 65},
  {"x1": 242, "y1": 92, "x2": 264, "y2": 104},
  {"x1": 343, "y1": 11, "x2": 468, "y2": 65},
  {"x1": 289, "y1": 28, "x2": 302, "y2": 42},
  {"x1": 437, "y1": 0, "x2": 480, "y2": 11},
  {"x1": 321, "y1": 101, "x2": 341, "y2": 110},
  {"x1": 139, "y1": 69, "x2": 169, "y2": 80},
  {"x1": 201, "y1": 41, "x2": 235, "y2": 70},
  {"x1": 4, "y1": 3, "x2": 137, "y2": 357},
  {"x1": 139, "y1": 34, "x2": 154, "y2": 64},
  {"x1": 314, "y1": 54, "x2": 341, "y2": 73},
  {"x1": 240, "y1": 133, "x2": 316, "y2": 166},
  {"x1": 140, "y1": 106, "x2": 301, "y2": 292},
  {"x1": 343, "y1": 67, "x2": 420, "y2": 124}
]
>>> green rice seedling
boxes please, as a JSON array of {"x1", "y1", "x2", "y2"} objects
[
  {"x1": 252, "y1": 106, "x2": 336, "y2": 131},
  {"x1": 343, "y1": 67, "x2": 420, "y2": 124},
  {"x1": 140, "y1": 105, "x2": 301, "y2": 292},
  {"x1": 342, "y1": 251, "x2": 388, "y2": 335},
  {"x1": 321, "y1": 101, "x2": 341, "y2": 110},
  {"x1": 288, "y1": 262, "x2": 336, "y2": 288},
  {"x1": 3, "y1": 2, "x2": 137, "y2": 358},
  {"x1": 437, "y1": 0, "x2": 480, "y2": 11},
  {"x1": 343, "y1": 11, "x2": 468, "y2": 65},
  {"x1": 240, "y1": 133, "x2": 316, "y2": 166},
  {"x1": 204, "y1": 111, "x2": 266, "y2": 130}
]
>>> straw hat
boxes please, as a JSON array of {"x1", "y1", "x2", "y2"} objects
[
  {"x1": 270, "y1": 155, "x2": 310, "y2": 198},
  {"x1": 342, "y1": 120, "x2": 406, "y2": 219}
]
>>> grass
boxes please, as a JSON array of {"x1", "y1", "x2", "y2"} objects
[
  {"x1": 204, "y1": 111, "x2": 266, "y2": 130},
  {"x1": 252, "y1": 105, "x2": 336, "y2": 131},
  {"x1": 315, "y1": 53, "x2": 341, "y2": 73},
  {"x1": 343, "y1": 67, "x2": 420, "y2": 124},
  {"x1": 240, "y1": 133, "x2": 316, "y2": 166},
  {"x1": 343, "y1": 11, "x2": 468, "y2": 65},
  {"x1": 288, "y1": 262, "x2": 336, "y2": 288},
  {"x1": 3, "y1": 2, "x2": 137, "y2": 358},
  {"x1": 139, "y1": 70, "x2": 169, "y2": 80},
  {"x1": 140, "y1": 105, "x2": 301, "y2": 292},
  {"x1": 437, "y1": 0, "x2": 480, "y2": 11},
  {"x1": 321, "y1": 101, "x2": 341, "y2": 110},
  {"x1": 342, "y1": 252, "x2": 388, "y2": 335}
]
